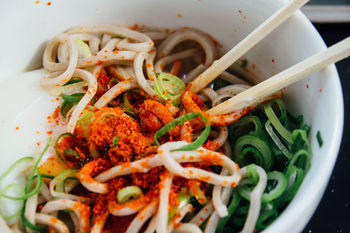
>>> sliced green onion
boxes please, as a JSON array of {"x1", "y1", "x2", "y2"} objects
[
  {"x1": 76, "y1": 110, "x2": 94, "y2": 139},
  {"x1": 316, "y1": 130, "x2": 323, "y2": 147},
  {"x1": 117, "y1": 186, "x2": 143, "y2": 203},
  {"x1": 238, "y1": 171, "x2": 287, "y2": 203},
  {"x1": 265, "y1": 120, "x2": 292, "y2": 159},
  {"x1": 246, "y1": 164, "x2": 259, "y2": 185},
  {"x1": 154, "y1": 72, "x2": 185, "y2": 106},
  {"x1": 112, "y1": 136, "x2": 120, "y2": 148},
  {"x1": 123, "y1": 92, "x2": 131, "y2": 109},
  {"x1": 234, "y1": 135, "x2": 273, "y2": 171},
  {"x1": 216, "y1": 190, "x2": 241, "y2": 233},
  {"x1": 233, "y1": 115, "x2": 262, "y2": 137},
  {"x1": 60, "y1": 93, "x2": 84, "y2": 118},
  {"x1": 0, "y1": 184, "x2": 25, "y2": 221},
  {"x1": 154, "y1": 112, "x2": 210, "y2": 151},
  {"x1": 283, "y1": 166, "x2": 304, "y2": 202},
  {"x1": 55, "y1": 133, "x2": 75, "y2": 162},
  {"x1": 74, "y1": 39, "x2": 92, "y2": 58},
  {"x1": 64, "y1": 79, "x2": 83, "y2": 86},
  {"x1": 55, "y1": 170, "x2": 78, "y2": 193},
  {"x1": 256, "y1": 203, "x2": 278, "y2": 230},
  {"x1": 22, "y1": 138, "x2": 52, "y2": 233},
  {"x1": 0, "y1": 157, "x2": 33, "y2": 190},
  {"x1": 286, "y1": 149, "x2": 311, "y2": 173},
  {"x1": 262, "y1": 171, "x2": 288, "y2": 203},
  {"x1": 264, "y1": 100, "x2": 293, "y2": 143},
  {"x1": 169, "y1": 190, "x2": 191, "y2": 220},
  {"x1": 292, "y1": 129, "x2": 311, "y2": 153},
  {"x1": 25, "y1": 138, "x2": 52, "y2": 194}
]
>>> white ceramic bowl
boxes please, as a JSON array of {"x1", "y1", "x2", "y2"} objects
[{"x1": 0, "y1": 0, "x2": 343, "y2": 232}]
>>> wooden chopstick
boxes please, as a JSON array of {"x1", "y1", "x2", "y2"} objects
[
  {"x1": 189, "y1": 0, "x2": 310, "y2": 93},
  {"x1": 207, "y1": 37, "x2": 350, "y2": 115}
]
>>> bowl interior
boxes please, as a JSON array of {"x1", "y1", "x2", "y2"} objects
[{"x1": 0, "y1": 0, "x2": 343, "y2": 232}]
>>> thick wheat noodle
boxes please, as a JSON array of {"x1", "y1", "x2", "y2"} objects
[
  {"x1": 183, "y1": 64, "x2": 207, "y2": 84},
  {"x1": 100, "y1": 38, "x2": 121, "y2": 51},
  {"x1": 222, "y1": 141, "x2": 233, "y2": 158},
  {"x1": 145, "y1": 49, "x2": 157, "y2": 80},
  {"x1": 143, "y1": 215, "x2": 158, "y2": 233},
  {"x1": 66, "y1": 24, "x2": 154, "y2": 52},
  {"x1": 167, "y1": 204, "x2": 193, "y2": 232},
  {"x1": 126, "y1": 201, "x2": 157, "y2": 233},
  {"x1": 240, "y1": 166, "x2": 268, "y2": 233},
  {"x1": 156, "y1": 172, "x2": 173, "y2": 233},
  {"x1": 189, "y1": 201, "x2": 214, "y2": 226},
  {"x1": 66, "y1": 69, "x2": 97, "y2": 133},
  {"x1": 157, "y1": 28, "x2": 217, "y2": 66},
  {"x1": 173, "y1": 223, "x2": 203, "y2": 233},
  {"x1": 141, "y1": 27, "x2": 170, "y2": 41},
  {"x1": 158, "y1": 142, "x2": 241, "y2": 187},
  {"x1": 219, "y1": 71, "x2": 252, "y2": 85},
  {"x1": 44, "y1": 35, "x2": 135, "y2": 71},
  {"x1": 216, "y1": 84, "x2": 251, "y2": 96},
  {"x1": 101, "y1": 34, "x2": 112, "y2": 48},
  {"x1": 69, "y1": 212, "x2": 80, "y2": 233},
  {"x1": 134, "y1": 52, "x2": 161, "y2": 100},
  {"x1": 57, "y1": 41, "x2": 69, "y2": 63},
  {"x1": 41, "y1": 199, "x2": 90, "y2": 233},
  {"x1": 212, "y1": 94, "x2": 232, "y2": 107},
  {"x1": 35, "y1": 213, "x2": 69, "y2": 233},
  {"x1": 154, "y1": 48, "x2": 199, "y2": 73},
  {"x1": 212, "y1": 168, "x2": 231, "y2": 218},
  {"x1": 41, "y1": 34, "x2": 78, "y2": 88},
  {"x1": 91, "y1": 211, "x2": 109, "y2": 233},
  {"x1": 94, "y1": 80, "x2": 138, "y2": 109},
  {"x1": 205, "y1": 185, "x2": 232, "y2": 233},
  {"x1": 24, "y1": 194, "x2": 38, "y2": 229},
  {"x1": 69, "y1": 33, "x2": 101, "y2": 54},
  {"x1": 107, "y1": 65, "x2": 135, "y2": 81},
  {"x1": 200, "y1": 87, "x2": 219, "y2": 104}
]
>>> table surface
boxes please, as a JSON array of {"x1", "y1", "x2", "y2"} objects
[{"x1": 302, "y1": 23, "x2": 350, "y2": 233}]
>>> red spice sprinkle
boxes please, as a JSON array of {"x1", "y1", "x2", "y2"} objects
[
  {"x1": 272, "y1": 59, "x2": 275, "y2": 63},
  {"x1": 238, "y1": 9, "x2": 242, "y2": 14},
  {"x1": 15, "y1": 126, "x2": 19, "y2": 130},
  {"x1": 320, "y1": 88, "x2": 323, "y2": 92},
  {"x1": 306, "y1": 84, "x2": 309, "y2": 88},
  {"x1": 47, "y1": 1, "x2": 51, "y2": 6},
  {"x1": 47, "y1": 130, "x2": 53, "y2": 135}
]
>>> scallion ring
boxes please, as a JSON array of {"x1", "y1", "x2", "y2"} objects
[
  {"x1": 154, "y1": 72, "x2": 185, "y2": 106},
  {"x1": 117, "y1": 186, "x2": 143, "y2": 203}
]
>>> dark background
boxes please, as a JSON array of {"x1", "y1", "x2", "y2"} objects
[{"x1": 302, "y1": 23, "x2": 350, "y2": 233}]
